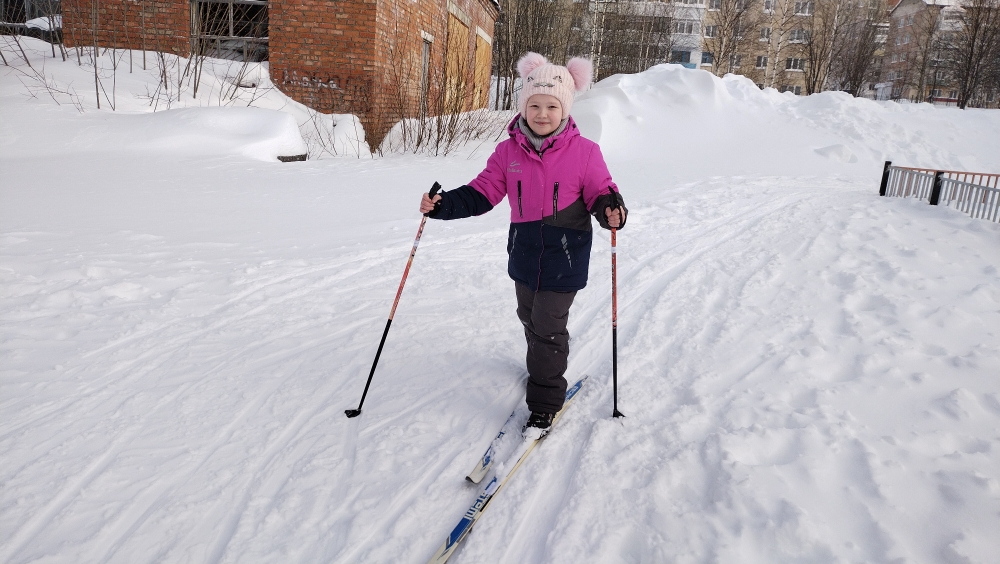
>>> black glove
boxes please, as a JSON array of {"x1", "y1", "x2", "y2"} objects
[
  {"x1": 425, "y1": 182, "x2": 444, "y2": 217},
  {"x1": 591, "y1": 191, "x2": 628, "y2": 230}
]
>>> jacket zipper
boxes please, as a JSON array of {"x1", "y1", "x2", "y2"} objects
[
  {"x1": 517, "y1": 181, "x2": 523, "y2": 218},
  {"x1": 552, "y1": 182, "x2": 560, "y2": 220}
]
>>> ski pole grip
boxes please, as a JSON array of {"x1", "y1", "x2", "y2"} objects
[
  {"x1": 608, "y1": 187, "x2": 620, "y2": 211},
  {"x1": 424, "y1": 182, "x2": 442, "y2": 217}
]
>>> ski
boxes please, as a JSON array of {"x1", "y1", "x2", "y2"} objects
[
  {"x1": 466, "y1": 377, "x2": 587, "y2": 484},
  {"x1": 465, "y1": 410, "x2": 517, "y2": 484},
  {"x1": 427, "y1": 376, "x2": 588, "y2": 564}
]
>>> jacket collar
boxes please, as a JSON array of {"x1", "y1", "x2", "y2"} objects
[{"x1": 508, "y1": 114, "x2": 580, "y2": 158}]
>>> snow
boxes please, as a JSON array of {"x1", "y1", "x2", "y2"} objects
[
  {"x1": 25, "y1": 16, "x2": 61, "y2": 31},
  {"x1": 2, "y1": 38, "x2": 1000, "y2": 564}
]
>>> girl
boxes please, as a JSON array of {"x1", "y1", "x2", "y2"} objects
[{"x1": 419, "y1": 52, "x2": 627, "y2": 434}]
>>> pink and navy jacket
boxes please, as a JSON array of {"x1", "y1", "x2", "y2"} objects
[{"x1": 430, "y1": 115, "x2": 626, "y2": 292}]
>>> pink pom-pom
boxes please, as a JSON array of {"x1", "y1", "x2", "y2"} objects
[
  {"x1": 566, "y1": 57, "x2": 593, "y2": 92},
  {"x1": 517, "y1": 52, "x2": 548, "y2": 79}
]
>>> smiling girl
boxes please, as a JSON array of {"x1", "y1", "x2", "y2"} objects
[{"x1": 419, "y1": 52, "x2": 627, "y2": 435}]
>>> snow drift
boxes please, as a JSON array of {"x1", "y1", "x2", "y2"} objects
[
  {"x1": 1, "y1": 105, "x2": 306, "y2": 161},
  {"x1": 574, "y1": 64, "x2": 999, "y2": 181}
]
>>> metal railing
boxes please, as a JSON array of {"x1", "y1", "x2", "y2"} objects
[{"x1": 879, "y1": 161, "x2": 1000, "y2": 223}]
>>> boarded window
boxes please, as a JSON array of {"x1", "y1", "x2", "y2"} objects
[
  {"x1": 445, "y1": 13, "x2": 469, "y2": 112},
  {"x1": 474, "y1": 33, "x2": 491, "y2": 109}
]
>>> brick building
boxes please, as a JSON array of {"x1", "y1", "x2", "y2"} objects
[{"x1": 61, "y1": 0, "x2": 499, "y2": 146}]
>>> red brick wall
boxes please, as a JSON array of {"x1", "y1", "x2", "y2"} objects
[
  {"x1": 60, "y1": 0, "x2": 498, "y2": 149},
  {"x1": 359, "y1": 0, "x2": 497, "y2": 144},
  {"x1": 370, "y1": 0, "x2": 447, "y2": 116},
  {"x1": 270, "y1": 0, "x2": 496, "y2": 149},
  {"x1": 62, "y1": 0, "x2": 189, "y2": 55},
  {"x1": 269, "y1": 0, "x2": 377, "y2": 115}
]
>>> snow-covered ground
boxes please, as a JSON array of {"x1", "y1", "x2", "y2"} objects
[{"x1": 2, "y1": 38, "x2": 1000, "y2": 564}]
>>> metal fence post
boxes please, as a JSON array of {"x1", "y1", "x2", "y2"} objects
[
  {"x1": 929, "y1": 171, "x2": 944, "y2": 205},
  {"x1": 879, "y1": 160, "x2": 892, "y2": 196}
]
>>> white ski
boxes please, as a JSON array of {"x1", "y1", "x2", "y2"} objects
[
  {"x1": 427, "y1": 376, "x2": 588, "y2": 564},
  {"x1": 466, "y1": 410, "x2": 518, "y2": 484},
  {"x1": 465, "y1": 378, "x2": 586, "y2": 484}
]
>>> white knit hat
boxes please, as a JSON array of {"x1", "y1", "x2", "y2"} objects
[{"x1": 517, "y1": 52, "x2": 593, "y2": 119}]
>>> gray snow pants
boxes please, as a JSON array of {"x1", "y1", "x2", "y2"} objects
[{"x1": 515, "y1": 282, "x2": 577, "y2": 414}]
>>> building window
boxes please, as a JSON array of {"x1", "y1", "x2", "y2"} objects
[
  {"x1": 702, "y1": 51, "x2": 714, "y2": 65},
  {"x1": 760, "y1": 27, "x2": 771, "y2": 41},
  {"x1": 675, "y1": 21, "x2": 697, "y2": 34},
  {"x1": 755, "y1": 55, "x2": 768, "y2": 68},
  {"x1": 705, "y1": 25, "x2": 718, "y2": 38},
  {"x1": 907, "y1": 15, "x2": 914, "y2": 25},
  {"x1": 786, "y1": 57, "x2": 805, "y2": 70},
  {"x1": 794, "y1": 1, "x2": 814, "y2": 15},
  {"x1": 897, "y1": 18, "x2": 904, "y2": 29},
  {"x1": 193, "y1": 0, "x2": 269, "y2": 61},
  {"x1": 789, "y1": 29, "x2": 810, "y2": 43},
  {"x1": 708, "y1": 0, "x2": 721, "y2": 10},
  {"x1": 732, "y1": 54, "x2": 742, "y2": 68},
  {"x1": 781, "y1": 85, "x2": 802, "y2": 95},
  {"x1": 671, "y1": 50, "x2": 692, "y2": 64},
  {"x1": 763, "y1": 0, "x2": 775, "y2": 13}
]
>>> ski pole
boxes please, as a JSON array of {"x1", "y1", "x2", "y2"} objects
[
  {"x1": 609, "y1": 188, "x2": 624, "y2": 419},
  {"x1": 345, "y1": 182, "x2": 442, "y2": 418}
]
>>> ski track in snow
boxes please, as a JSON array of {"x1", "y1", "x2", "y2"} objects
[
  {"x1": 3, "y1": 174, "x2": 1000, "y2": 564},
  {"x1": 444, "y1": 178, "x2": 1000, "y2": 564}
]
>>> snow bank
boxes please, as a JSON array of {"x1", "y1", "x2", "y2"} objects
[
  {"x1": 574, "y1": 64, "x2": 1000, "y2": 181},
  {"x1": 0, "y1": 37, "x2": 363, "y2": 160},
  {"x1": 3, "y1": 105, "x2": 306, "y2": 161},
  {"x1": 25, "y1": 15, "x2": 61, "y2": 30}
]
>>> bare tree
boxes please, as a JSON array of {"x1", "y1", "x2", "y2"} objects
[
  {"x1": 703, "y1": 0, "x2": 762, "y2": 76},
  {"x1": 895, "y1": 4, "x2": 953, "y2": 102},
  {"x1": 801, "y1": 0, "x2": 850, "y2": 94},
  {"x1": 492, "y1": 0, "x2": 572, "y2": 110},
  {"x1": 827, "y1": 0, "x2": 887, "y2": 96},
  {"x1": 492, "y1": 0, "x2": 675, "y2": 107},
  {"x1": 590, "y1": 0, "x2": 674, "y2": 80},
  {"x1": 759, "y1": 0, "x2": 804, "y2": 88},
  {"x1": 948, "y1": 0, "x2": 1000, "y2": 108}
]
